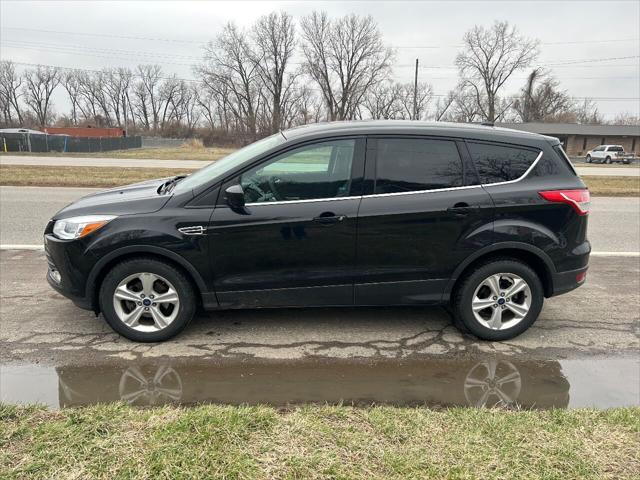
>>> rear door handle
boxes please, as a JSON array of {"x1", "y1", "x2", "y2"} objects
[
  {"x1": 313, "y1": 213, "x2": 347, "y2": 225},
  {"x1": 447, "y1": 204, "x2": 480, "y2": 215}
]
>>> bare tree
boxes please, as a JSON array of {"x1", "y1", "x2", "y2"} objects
[
  {"x1": 437, "y1": 84, "x2": 483, "y2": 123},
  {"x1": 250, "y1": 12, "x2": 298, "y2": 133},
  {"x1": 199, "y1": 23, "x2": 261, "y2": 139},
  {"x1": 573, "y1": 98, "x2": 603, "y2": 124},
  {"x1": 0, "y1": 61, "x2": 24, "y2": 125},
  {"x1": 102, "y1": 68, "x2": 132, "y2": 127},
  {"x1": 301, "y1": 12, "x2": 393, "y2": 121},
  {"x1": 61, "y1": 71, "x2": 84, "y2": 125},
  {"x1": 455, "y1": 21, "x2": 538, "y2": 122},
  {"x1": 363, "y1": 81, "x2": 402, "y2": 119},
  {"x1": 132, "y1": 65, "x2": 163, "y2": 131},
  {"x1": 611, "y1": 112, "x2": 640, "y2": 126},
  {"x1": 22, "y1": 66, "x2": 61, "y2": 126},
  {"x1": 398, "y1": 82, "x2": 433, "y2": 120},
  {"x1": 513, "y1": 69, "x2": 573, "y2": 122}
]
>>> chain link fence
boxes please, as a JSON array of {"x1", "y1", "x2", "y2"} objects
[
  {"x1": 141, "y1": 137, "x2": 185, "y2": 148},
  {"x1": 1, "y1": 132, "x2": 142, "y2": 153}
]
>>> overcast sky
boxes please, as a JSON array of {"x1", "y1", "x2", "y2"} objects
[{"x1": 1, "y1": 0, "x2": 638, "y2": 120}]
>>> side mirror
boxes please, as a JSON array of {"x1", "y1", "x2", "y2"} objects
[{"x1": 225, "y1": 184, "x2": 246, "y2": 211}]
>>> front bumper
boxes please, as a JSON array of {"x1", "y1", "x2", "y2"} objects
[{"x1": 44, "y1": 233, "x2": 96, "y2": 310}]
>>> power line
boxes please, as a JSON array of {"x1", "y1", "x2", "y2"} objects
[
  {"x1": 8, "y1": 61, "x2": 639, "y2": 101},
  {"x1": 4, "y1": 26, "x2": 638, "y2": 48},
  {"x1": 3, "y1": 41, "x2": 638, "y2": 71}
]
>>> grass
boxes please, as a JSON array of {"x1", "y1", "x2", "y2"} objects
[
  {"x1": 1, "y1": 403, "x2": 638, "y2": 479},
  {"x1": 582, "y1": 175, "x2": 640, "y2": 196},
  {"x1": 0, "y1": 146, "x2": 235, "y2": 161},
  {"x1": 0, "y1": 165, "x2": 195, "y2": 188}
]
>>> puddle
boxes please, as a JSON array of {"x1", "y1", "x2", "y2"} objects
[{"x1": 1, "y1": 356, "x2": 638, "y2": 410}]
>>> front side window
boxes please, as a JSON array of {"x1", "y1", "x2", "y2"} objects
[
  {"x1": 468, "y1": 142, "x2": 540, "y2": 184},
  {"x1": 373, "y1": 138, "x2": 464, "y2": 194},
  {"x1": 174, "y1": 133, "x2": 285, "y2": 194},
  {"x1": 240, "y1": 139, "x2": 355, "y2": 203}
]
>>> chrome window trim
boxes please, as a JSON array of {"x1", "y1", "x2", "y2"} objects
[
  {"x1": 242, "y1": 150, "x2": 543, "y2": 206},
  {"x1": 245, "y1": 196, "x2": 361, "y2": 207}
]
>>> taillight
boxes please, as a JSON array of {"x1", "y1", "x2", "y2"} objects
[{"x1": 539, "y1": 189, "x2": 590, "y2": 215}]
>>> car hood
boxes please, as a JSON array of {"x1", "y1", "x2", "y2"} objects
[{"x1": 53, "y1": 177, "x2": 174, "y2": 219}]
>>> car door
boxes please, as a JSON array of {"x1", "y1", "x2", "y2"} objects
[
  {"x1": 354, "y1": 136, "x2": 494, "y2": 305},
  {"x1": 209, "y1": 137, "x2": 365, "y2": 308},
  {"x1": 593, "y1": 146, "x2": 604, "y2": 162}
]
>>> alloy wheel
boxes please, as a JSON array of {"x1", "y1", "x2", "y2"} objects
[
  {"x1": 471, "y1": 273, "x2": 532, "y2": 331},
  {"x1": 113, "y1": 272, "x2": 180, "y2": 332}
]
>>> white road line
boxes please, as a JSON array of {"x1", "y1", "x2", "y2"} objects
[
  {"x1": 590, "y1": 251, "x2": 640, "y2": 257},
  {"x1": 1, "y1": 245, "x2": 44, "y2": 250},
  {"x1": 1, "y1": 245, "x2": 639, "y2": 257}
]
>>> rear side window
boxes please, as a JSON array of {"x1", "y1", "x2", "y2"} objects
[
  {"x1": 608, "y1": 146, "x2": 624, "y2": 152},
  {"x1": 374, "y1": 138, "x2": 464, "y2": 194},
  {"x1": 467, "y1": 142, "x2": 540, "y2": 184}
]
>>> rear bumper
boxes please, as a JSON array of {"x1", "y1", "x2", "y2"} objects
[{"x1": 549, "y1": 265, "x2": 588, "y2": 297}]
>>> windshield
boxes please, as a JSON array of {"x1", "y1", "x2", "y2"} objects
[{"x1": 173, "y1": 133, "x2": 285, "y2": 194}]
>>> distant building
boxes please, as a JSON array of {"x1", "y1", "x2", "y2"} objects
[
  {"x1": 499, "y1": 123, "x2": 639, "y2": 156},
  {"x1": 43, "y1": 126, "x2": 125, "y2": 138}
]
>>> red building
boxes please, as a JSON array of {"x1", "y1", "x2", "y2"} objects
[{"x1": 43, "y1": 126, "x2": 125, "y2": 137}]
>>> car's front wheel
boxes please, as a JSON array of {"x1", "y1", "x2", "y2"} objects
[
  {"x1": 452, "y1": 259, "x2": 544, "y2": 341},
  {"x1": 585, "y1": 155, "x2": 592, "y2": 163},
  {"x1": 99, "y1": 258, "x2": 196, "y2": 342}
]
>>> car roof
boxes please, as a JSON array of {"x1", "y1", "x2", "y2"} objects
[{"x1": 282, "y1": 120, "x2": 557, "y2": 147}]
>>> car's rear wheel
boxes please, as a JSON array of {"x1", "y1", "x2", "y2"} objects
[
  {"x1": 452, "y1": 259, "x2": 543, "y2": 341},
  {"x1": 99, "y1": 258, "x2": 196, "y2": 342},
  {"x1": 585, "y1": 155, "x2": 591, "y2": 163},
  {"x1": 605, "y1": 156, "x2": 612, "y2": 164}
]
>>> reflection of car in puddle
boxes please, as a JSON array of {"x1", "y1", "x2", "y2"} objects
[
  {"x1": 56, "y1": 358, "x2": 569, "y2": 408},
  {"x1": 119, "y1": 365, "x2": 183, "y2": 405},
  {"x1": 464, "y1": 359, "x2": 522, "y2": 408}
]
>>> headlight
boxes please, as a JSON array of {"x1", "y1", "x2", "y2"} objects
[{"x1": 52, "y1": 215, "x2": 117, "y2": 240}]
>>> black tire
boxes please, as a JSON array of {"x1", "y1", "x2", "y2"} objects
[
  {"x1": 585, "y1": 155, "x2": 591, "y2": 163},
  {"x1": 605, "y1": 156, "x2": 612, "y2": 164},
  {"x1": 451, "y1": 258, "x2": 544, "y2": 341},
  {"x1": 99, "y1": 257, "x2": 197, "y2": 342}
]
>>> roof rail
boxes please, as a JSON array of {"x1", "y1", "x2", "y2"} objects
[{"x1": 481, "y1": 121, "x2": 495, "y2": 127}]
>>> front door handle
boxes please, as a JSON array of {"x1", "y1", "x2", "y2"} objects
[{"x1": 313, "y1": 213, "x2": 347, "y2": 225}]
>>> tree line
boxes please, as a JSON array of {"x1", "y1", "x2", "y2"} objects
[{"x1": 1, "y1": 13, "x2": 637, "y2": 144}]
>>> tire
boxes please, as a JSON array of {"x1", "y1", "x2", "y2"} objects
[
  {"x1": 99, "y1": 257, "x2": 197, "y2": 342},
  {"x1": 451, "y1": 258, "x2": 544, "y2": 341},
  {"x1": 585, "y1": 155, "x2": 591, "y2": 163},
  {"x1": 605, "y1": 156, "x2": 612, "y2": 164}
]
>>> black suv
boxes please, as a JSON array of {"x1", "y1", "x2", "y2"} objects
[{"x1": 45, "y1": 121, "x2": 590, "y2": 342}]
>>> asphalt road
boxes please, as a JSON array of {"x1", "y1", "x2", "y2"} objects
[
  {"x1": 1, "y1": 186, "x2": 638, "y2": 252},
  {"x1": 1, "y1": 154, "x2": 639, "y2": 176},
  {"x1": 0, "y1": 250, "x2": 637, "y2": 366}
]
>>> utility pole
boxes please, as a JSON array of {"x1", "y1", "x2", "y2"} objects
[
  {"x1": 122, "y1": 93, "x2": 128, "y2": 137},
  {"x1": 413, "y1": 58, "x2": 419, "y2": 120}
]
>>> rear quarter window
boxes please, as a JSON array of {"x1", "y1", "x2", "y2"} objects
[{"x1": 467, "y1": 142, "x2": 540, "y2": 184}]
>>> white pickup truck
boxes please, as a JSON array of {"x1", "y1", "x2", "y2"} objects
[{"x1": 585, "y1": 145, "x2": 636, "y2": 164}]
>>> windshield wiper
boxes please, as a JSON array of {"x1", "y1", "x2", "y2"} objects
[{"x1": 158, "y1": 175, "x2": 187, "y2": 194}]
